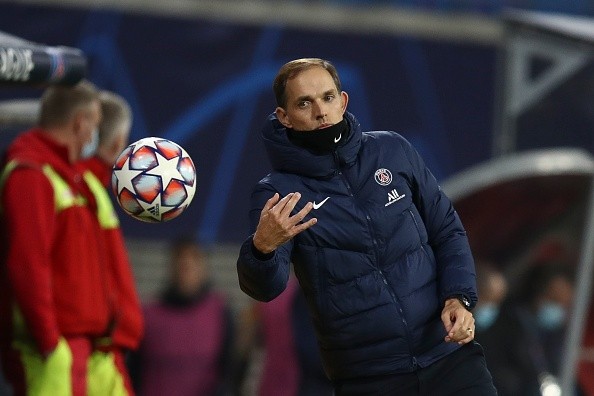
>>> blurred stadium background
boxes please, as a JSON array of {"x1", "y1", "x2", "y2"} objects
[{"x1": 1, "y1": 0, "x2": 594, "y2": 394}]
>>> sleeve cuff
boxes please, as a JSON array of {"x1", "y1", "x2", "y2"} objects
[{"x1": 251, "y1": 240, "x2": 274, "y2": 261}]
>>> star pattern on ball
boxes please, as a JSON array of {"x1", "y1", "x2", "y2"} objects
[
  {"x1": 131, "y1": 137, "x2": 160, "y2": 153},
  {"x1": 113, "y1": 156, "x2": 144, "y2": 195},
  {"x1": 112, "y1": 137, "x2": 196, "y2": 223},
  {"x1": 136, "y1": 193, "x2": 177, "y2": 221},
  {"x1": 147, "y1": 150, "x2": 184, "y2": 190}
]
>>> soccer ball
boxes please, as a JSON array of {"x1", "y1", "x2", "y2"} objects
[{"x1": 111, "y1": 137, "x2": 196, "y2": 223}]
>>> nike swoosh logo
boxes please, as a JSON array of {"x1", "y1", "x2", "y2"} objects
[
  {"x1": 312, "y1": 197, "x2": 330, "y2": 210},
  {"x1": 334, "y1": 134, "x2": 341, "y2": 143}
]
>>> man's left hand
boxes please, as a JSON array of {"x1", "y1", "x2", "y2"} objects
[{"x1": 441, "y1": 298, "x2": 475, "y2": 344}]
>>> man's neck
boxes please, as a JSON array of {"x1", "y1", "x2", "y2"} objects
[{"x1": 41, "y1": 126, "x2": 77, "y2": 163}]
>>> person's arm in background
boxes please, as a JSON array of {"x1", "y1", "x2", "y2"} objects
[
  {"x1": 106, "y1": 228, "x2": 144, "y2": 352},
  {"x1": 216, "y1": 304, "x2": 238, "y2": 396},
  {"x1": 231, "y1": 303, "x2": 262, "y2": 395},
  {"x1": 3, "y1": 167, "x2": 61, "y2": 356}
]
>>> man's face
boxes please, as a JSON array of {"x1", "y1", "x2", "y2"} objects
[
  {"x1": 276, "y1": 66, "x2": 348, "y2": 132},
  {"x1": 173, "y1": 247, "x2": 207, "y2": 296},
  {"x1": 543, "y1": 276, "x2": 574, "y2": 310},
  {"x1": 84, "y1": 101, "x2": 101, "y2": 139},
  {"x1": 74, "y1": 100, "x2": 102, "y2": 159}
]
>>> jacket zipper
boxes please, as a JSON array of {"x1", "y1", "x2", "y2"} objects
[{"x1": 334, "y1": 151, "x2": 419, "y2": 369}]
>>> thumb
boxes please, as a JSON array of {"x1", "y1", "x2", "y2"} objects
[{"x1": 441, "y1": 309, "x2": 455, "y2": 333}]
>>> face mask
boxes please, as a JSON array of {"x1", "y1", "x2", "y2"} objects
[
  {"x1": 537, "y1": 302, "x2": 566, "y2": 331},
  {"x1": 80, "y1": 127, "x2": 99, "y2": 159},
  {"x1": 474, "y1": 303, "x2": 500, "y2": 331},
  {"x1": 287, "y1": 118, "x2": 348, "y2": 154}
]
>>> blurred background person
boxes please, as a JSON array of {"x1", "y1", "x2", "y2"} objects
[
  {"x1": 479, "y1": 261, "x2": 577, "y2": 396},
  {"x1": 235, "y1": 275, "x2": 333, "y2": 396},
  {"x1": 0, "y1": 80, "x2": 118, "y2": 396},
  {"x1": 130, "y1": 237, "x2": 235, "y2": 396},
  {"x1": 2, "y1": 3, "x2": 594, "y2": 395},
  {"x1": 473, "y1": 261, "x2": 508, "y2": 333},
  {"x1": 77, "y1": 90, "x2": 143, "y2": 395},
  {"x1": 578, "y1": 304, "x2": 594, "y2": 395}
]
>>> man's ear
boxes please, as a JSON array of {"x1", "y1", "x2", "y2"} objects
[
  {"x1": 112, "y1": 133, "x2": 128, "y2": 156},
  {"x1": 70, "y1": 111, "x2": 88, "y2": 139},
  {"x1": 72, "y1": 110, "x2": 86, "y2": 135},
  {"x1": 341, "y1": 91, "x2": 349, "y2": 114},
  {"x1": 101, "y1": 131, "x2": 129, "y2": 164},
  {"x1": 275, "y1": 107, "x2": 292, "y2": 128}
]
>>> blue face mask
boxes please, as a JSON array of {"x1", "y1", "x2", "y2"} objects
[
  {"x1": 474, "y1": 303, "x2": 500, "y2": 330},
  {"x1": 537, "y1": 302, "x2": 566, "y2": 331},
  {"x1": 80, "y1": 127, "x2": 99, "y2": 159}
]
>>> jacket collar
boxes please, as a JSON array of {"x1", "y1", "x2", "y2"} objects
[{"x1": 261, "y1": 111, "x2": 362, "y2": 178}]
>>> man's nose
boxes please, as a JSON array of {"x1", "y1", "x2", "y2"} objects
[{"x1": 313, "y1": 100, "x2": 327, "y2": 120}]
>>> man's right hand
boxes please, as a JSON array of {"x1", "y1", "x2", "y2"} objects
[{"x1": 252, "y1": 192, "x2": 317, "y2": 254}]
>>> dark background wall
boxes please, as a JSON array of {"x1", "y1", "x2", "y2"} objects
[
  {"x1": 0, "y1": 2, "x2": 498, "y2": 243},
  {"x1": 1, "y1": 3, "x2": 593, "y2": 395}
]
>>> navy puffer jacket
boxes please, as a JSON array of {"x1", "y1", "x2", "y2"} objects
[{"x1": 237, "y1": 112, "x2": 477, "y2": 380}]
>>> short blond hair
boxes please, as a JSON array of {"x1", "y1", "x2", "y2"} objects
[
  {"x1": 38, "y1": 79, "x2": 100, "y2": 128},
  {"x1": 273, "y1": 58, "x2": 342, "y2": 108},
  {"x1": 98, "y1": 91, "x2": 132, "y2": 147}
]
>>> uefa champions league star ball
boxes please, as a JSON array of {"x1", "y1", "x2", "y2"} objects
[{"x1": 111, "y1": 137, "x2": 196, "y2": 223}]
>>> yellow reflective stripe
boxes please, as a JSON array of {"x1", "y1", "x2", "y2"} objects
[
  {"x1": 12, "y1": 306, "x2": 73, "y2": 395},
  {"x1": 1, "y1": 162, "x2": 87, "y2": 214},
  {"x1": 0, "y1": 161, "x2": 18, "y2": 215},
  {"x1": 0, "y1": 160, "x2": 18, "y2": 190},
  {"x1": 87, "y1": 351, "x2": 129, "y2": 396},
  {"x1": 82, "y1": 170, "x2": 119, "y2": 229},
  {"x1": 13, "y1": 337, "x2": 73, "y2": 396},
  {"x1": 41, "y1": 165, "x2": 86, "y2": 212}
]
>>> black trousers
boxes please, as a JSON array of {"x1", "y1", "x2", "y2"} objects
[{"x1": 333, "y1": 341, "x2": 498, "y2": 396}]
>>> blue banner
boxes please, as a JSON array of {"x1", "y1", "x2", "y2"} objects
[{"x1": 0, "y1": 3, "x2": 497, "y2": 243}]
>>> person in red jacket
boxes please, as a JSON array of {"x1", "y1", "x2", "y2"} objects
[
  {"x1": 78, "y1": 90, "x2": 144, "y2": 395},
  {"x1": 0, "y1": 80, "x2": 113, "y2": 396}
]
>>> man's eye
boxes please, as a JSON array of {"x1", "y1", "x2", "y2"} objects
[
  {"x1": 297, "y1": 101, "x2": 309, "y2": 108},
  {"x1": 325, "y1": 95, "x2": 335, "y2": 102}
]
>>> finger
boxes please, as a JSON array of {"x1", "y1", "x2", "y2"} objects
[
  {"x1": 279, "y1": 192, "x2": 302, "y2": 217},
  {"x1": 445, "y1": 328, "x2": 469, "y2": 343},
  {"x1": 457, "y1": 325, "x2": 475, "y2": 342},
  {"x1": 289, "y1": 201, "x2": 314, "y2": 226},
  {"x1": 446, "y1": 327, "x2": 460, "y2": 342},
  {"x1": 272, "y1": 192, "x2": 296, "y2": 213},
  {"x1": 453, "y1": 315, "x2": 474, "y2": 339},
  {"x1": 262, "y1": 193, "x2": 280, "y2": 212},
  {"x1": 291, "y1": 217, "x2": 318, "y2": 236},
  {"x1": 448, "y1": 310, "x2": 473, "y2": 335},
  {"x1": 451, "y1": 319, "x2": 464, "y2": 332},
  {"x1": 441, "y1": 311, "x2": 454, "y2": 333},
  {"x1": 446, "y1": 316, "x2": 467, "y2": 341},
  {"x1": 458, "y1": 331, "x2": 474, "y2": 345}
]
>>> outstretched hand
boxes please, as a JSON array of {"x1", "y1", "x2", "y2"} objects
[
  {"x1": 441, "y1": 298, "x2": 475, "y2": 345},
  {"x1": 252, "y1": 192, "x2": 317, "y2": 254}
]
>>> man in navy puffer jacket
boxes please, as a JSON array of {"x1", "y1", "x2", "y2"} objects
[{"x1": 237, "y1": 58, "x2": 497, "y2": 395}]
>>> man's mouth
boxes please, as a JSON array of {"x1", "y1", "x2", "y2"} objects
[{"x1": 318, "y1": 123, "x2": 332, "y2": 129}]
